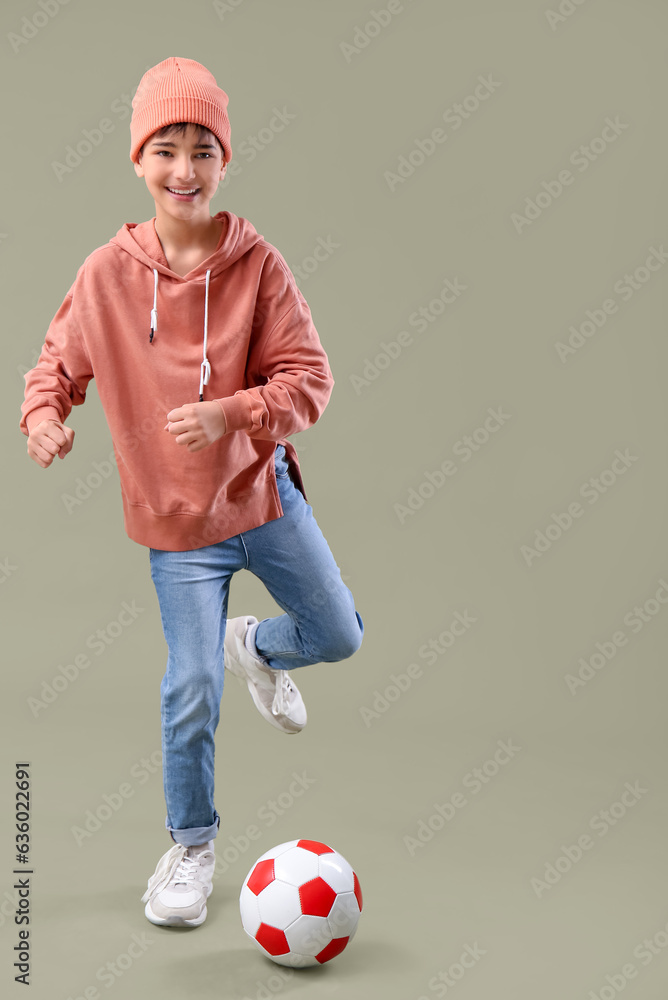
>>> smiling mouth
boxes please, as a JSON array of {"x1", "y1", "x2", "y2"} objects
[{"x1": 166, "y1": 187, "x2": 200, "y2": 196}]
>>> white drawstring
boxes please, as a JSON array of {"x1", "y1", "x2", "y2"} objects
[
  {"x1": 199, "y1": 269, "x2": 212, "y2": 401},
  {"x1": 149, "y1": 267, "x2": 213, "y2": 402},
  {"x1": 150, "y1": 268, "x2": 158, "y2": 342}
]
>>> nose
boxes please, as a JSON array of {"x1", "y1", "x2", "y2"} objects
[{"x1": 172, "y1": 154, "x2": 197, "y2": 181}]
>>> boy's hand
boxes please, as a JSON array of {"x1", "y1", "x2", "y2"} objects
[
  {"x1": 26, "y1": 419, "x2": 75, "y2": 468},
  {"x1": 165, "y1": 401, "x2": 227, "y2": 452}
]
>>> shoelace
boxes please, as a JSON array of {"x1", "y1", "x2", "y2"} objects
[
  {"x1": 140, "y1": 845, "x2": 210, "y2": 902},
  {"x1": 272, "y1": 671, "x2": 297, "y2": 717}
]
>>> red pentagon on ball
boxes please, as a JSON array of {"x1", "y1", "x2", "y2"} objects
[
  {"x1": 247, "y1": 859, "x2": 275, "y2": 895},
  {"x1": 316, "y1": 937, "x2": 350, "y2": 964},
  {"x1": 353, "y1": 871, "x2": 363, "y2": 911},
  {"x1": 255, "y1": 922, "x2": 290, "y2": 956},
  {"x1": 296, "y1": 839, "x2": 334, "y2": 855},
  {"x1": 299, "y1": 877, "x2": 337, "y2": 916}
]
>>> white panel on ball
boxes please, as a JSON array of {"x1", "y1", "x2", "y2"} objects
[
  {"x1": 265, "y1": 949, "x2": 317, "y2": 969},
  {"x1": 327, "y1": 890, "x2": 360, "y2": 939},
  {"x1": 256, "y1": 879, "x2": 302, "y2": 929},
  {"x1": 273, "y1": 847, "x2": 320, "y2": 885},
  {"x1": 318, "y1": 852, "x2": 355, "y2": 893},
  {"x1": 239, "y1": 883, "x2": 262, "y2": 936},
  {"x1": 284, "y1": 913, "x2": 331, "y2": 956}
]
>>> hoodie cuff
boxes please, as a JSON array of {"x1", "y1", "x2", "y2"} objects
[
  {"x1": 21, "y1": 405, "x2": 63, "y2": 437},
  {"x1": 214, "y1": 393, "x2": 253, "y2": 434}
]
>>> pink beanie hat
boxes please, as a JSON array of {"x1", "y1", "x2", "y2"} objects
[{"x1": 129, "y1": 57, "x2": 232, "y2": 165}]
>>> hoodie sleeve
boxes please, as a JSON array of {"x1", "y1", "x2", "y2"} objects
[
  {"x1": 214, "y1": 251, "x2": 334, "y2": 439},
  {"x1": 19, "y1": 283, "x2": 94, "y2": 437}
]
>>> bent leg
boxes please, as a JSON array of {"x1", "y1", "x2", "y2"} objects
[{"x1": 240, "y1": 445, "x2": 364, "y2": 670}]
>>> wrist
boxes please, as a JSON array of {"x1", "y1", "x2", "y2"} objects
[
  {"x1": 205, "y1": 400, "x2": 227, "y2": 440},
  {"x1": 25, "y1": 405, "x2": 62, "y2": 436}
]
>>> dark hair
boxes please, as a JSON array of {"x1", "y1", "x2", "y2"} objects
[{"x1": 139, "y1": 121, "x2": 224, "y2": 158}]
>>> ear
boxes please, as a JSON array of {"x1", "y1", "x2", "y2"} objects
[{"x1": 134, "y1": 154, "x2": 145, "y2": 179}]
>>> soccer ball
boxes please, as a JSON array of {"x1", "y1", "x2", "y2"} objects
[{"x1": 239, "y1": 839, "x2": 363, "y2": 968}]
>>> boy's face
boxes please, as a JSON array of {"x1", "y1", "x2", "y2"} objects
[{"x1": 134, "y1": 123, "x2": 226, "y2": 222}]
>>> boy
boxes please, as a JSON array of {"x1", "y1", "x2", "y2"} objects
[{"x1": 19, "y1": 57, "x2": 364, "y2": 928}]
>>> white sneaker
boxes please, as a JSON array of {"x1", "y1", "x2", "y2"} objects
[
  {"x1": 224, "y1": 615, "x2": 307, "y2": 734},
  {"x1": 141, "y1": 841, "x2": 215, "y2": 927}
]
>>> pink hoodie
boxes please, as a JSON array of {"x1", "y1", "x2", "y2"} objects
[{"x1": 19, "y1": 211, "x2": 334, "y2": 551}]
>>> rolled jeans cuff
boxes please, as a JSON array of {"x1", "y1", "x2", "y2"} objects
[{"x1": 166, "y1": 811, "x2": 220, "y2": 847}]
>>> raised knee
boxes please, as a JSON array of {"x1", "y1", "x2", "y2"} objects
[{"x1": 319, "y1": 613, "x2": 363, "y2": 662}]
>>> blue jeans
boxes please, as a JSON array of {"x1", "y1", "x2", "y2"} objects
[{"x1": 148, "y1": 443, "x2": 364, "y2": 846}]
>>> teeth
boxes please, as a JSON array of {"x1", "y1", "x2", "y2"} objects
[{"x1": 168, "y1": 187, "x2": 198, "y2": 195}]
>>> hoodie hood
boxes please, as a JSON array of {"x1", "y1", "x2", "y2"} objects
[
  {"x1": 109, "y1": 210, "x2": 263, "y2": 280},
  {"x1": 109, "y1": 211, "x2": 264, "y2": 399}
]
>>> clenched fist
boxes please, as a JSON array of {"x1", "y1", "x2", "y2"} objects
[
  {"x1": 27, "y1": 419, "x2": 75, "y2": 468},
  {"x1": 165, "y1": 401, "x2": 227, "y2": 453}
]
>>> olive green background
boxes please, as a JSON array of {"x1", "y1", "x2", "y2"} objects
[{"x1": 3, "y1": 0, "x2": 668, "y2": 997}]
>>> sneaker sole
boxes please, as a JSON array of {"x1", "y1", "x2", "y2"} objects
[{"x1": 144, "y1": 898, "x2": 209, "y2": 927}]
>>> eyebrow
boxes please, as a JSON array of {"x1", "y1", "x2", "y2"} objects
[{"x1": 149, "y1": 141, "x2": 217, "y2": 149}]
